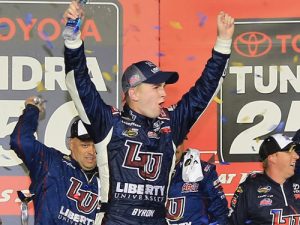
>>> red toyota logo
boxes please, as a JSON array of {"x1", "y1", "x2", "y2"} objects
[{"x1": 234, "y1": 32, "x2": 272, "y2": 57}]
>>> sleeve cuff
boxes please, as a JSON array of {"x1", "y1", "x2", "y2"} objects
[
  {"x1": 64, "y1": 31, "x2": 83, "y2": 49},
  {"x1": 214, "y1": 37, "x2": 232, "y2": 55}
]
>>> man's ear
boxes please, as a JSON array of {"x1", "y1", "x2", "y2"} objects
[
  {"x1": 268, "y1": 153, "x2": 277, "y2": 164},
  {"x1": 128, "y1": 87, "x2": 139, "y2": 102},
  {"x1": 68, "y1": 138, "x2": 73, "y2": 151}
]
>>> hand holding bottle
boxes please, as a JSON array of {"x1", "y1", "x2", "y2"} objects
[{"x1": 62, "y1": 0, "x2": 86, "y2": 41}]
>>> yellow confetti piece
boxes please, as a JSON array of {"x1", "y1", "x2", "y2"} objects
[
  {"x1": 231, "y1": 61, "x2": 244, "y2": 67},
  {"x1": 85, "y1": 49, "x2": 94, "y2": 54},
  {"x1": 241, "y1": 116, "x2": 250, "y2": 122},
  {"x1": 41, "y1": 64, "x2": 45, "y2": 72},
  {"x1": 102, "y1": 72, "x2": 112, "y2": 81},
  {"x1": 36, "y1": 81, "x2": 47, "y2": 92},
  {"x1": 293, "y1": 55, "x2": 298, "y2": 63},
  {"x1": 112, "y1": 64, "x2": 118, "y2": 74},
  {"x1": 213, "y1": 96, "x2": 222, "y2": 104},
  {"x1": 255, "y1": 137, "x2": 260, "y2": 143},
  {"x1": 270, "y1": 65, "x2": 282, "y2": 72},
  {"x1": 170, "y1": 21, "x2": 183, "y2": 30}
]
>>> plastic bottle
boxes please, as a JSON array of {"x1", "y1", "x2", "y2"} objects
[{"x1": 62, "y1": 0, "x2": 88, "y2": 41}]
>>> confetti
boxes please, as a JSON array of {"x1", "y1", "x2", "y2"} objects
[
  {"x1": 170, "y1": 21, "x2": 183, "y2": 30},
  {"x1": 40, "y1": 31, "x2": 54, "y2": 49},
  {"x1": 85, "y1": 49, "x2": 94, "y2": 54},
  {"x1": 213, "y1": 96, "x2": 222, "y2": 104},
  {"x1": 112, "y1": 64, "x2": 118, "y2": 74},
  {"x1": 186, "y1": 55, "x2": 196, "y2": 61},
  {"x1": 41, "y1": 64, "x2": 46, "y2": 72},
  {"x1": 25, "y1": 13, "x2": 33, "y2": 25},
  {"x1": 36, "y1": 81, "x2": 47, "y2": 92},
  {"x1": 102, "y1": 72, "x2": 112, "y2": 81},
  {"x1": 156, "y1": 52, "x2": 165, "y2": 57},
  {"x1": 241, "y1": 116, "x2": 250, "y2": 122},
  {"x1": 0, "y1": 23, "x2": 8, "y2": 29},
  {"x1": 197, "y1": 12, "x2": 208, "y2": 27},
  {"x1": 293, "y1": 55, "x2": 298, "y2": 63},
  {"x1": 221, "y1": 116, "x2": 228, "y2": 123},
  {"x1": 46, "y1": 40, "x2": 54, "y2": 49},
  {"x1": 153, "y1": 25, "x2": 160, "y2": 30},
  {"x1": 231, "y1": 61, "x2": 244, "y2": 67},
  {"x1": 275, "y1": 121, "x2": 285, "y2": 133}
]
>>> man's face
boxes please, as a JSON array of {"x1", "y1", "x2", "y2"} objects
[
  {"x1": 70, "y1": 138, "x2": 97, "y2": 171},
  {"x1": 273, "y1": 148, "x2": 299, "y2": 179},
  {"x1": 131, "y1": 83, "x2": 166, "y2": 118}
]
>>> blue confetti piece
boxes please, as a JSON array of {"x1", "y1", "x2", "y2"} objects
[
  {"x1": 245, "y1": 220, "x2": 252, "y2": 224},
  {"x1": 275, "y1": 121, "x2": 285, "y2": 133},
  {"x1": 153, "y1": 25, "x2": 160, "y2": 30},
  {"x1": 25, "y1": 13, "x2": 33, "y2": 25},
  {"x1": 0, "y1": 23, "x2": 8, "y2": 29},
  {"x1": 221, "y1": 115, "x2": 228, "y2": 123},
  {"x1": 156, "y1": 52, "x2": 165, "y2": 57},
  {"x1": 186, "y1": 55, "x2": 196, "y2": 61},
  {"x1": 41, "y1": 31, "x2": 55, "y2": 49},
  {"x1": 197, "y1": 12, "x2": 208, "y2": 27},
  {"x1": 46, "y1": 40, "x2": 54, "y2": 49}
]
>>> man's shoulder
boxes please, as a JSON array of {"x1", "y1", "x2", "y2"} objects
[
  {"x1": 200, "y1": 160, "x2": 216, "y2": 174},
  {"x1": 241, "y1": 172, "x2": 265, "y2": 186}
]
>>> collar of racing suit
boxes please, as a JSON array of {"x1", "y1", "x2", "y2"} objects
[{"x1": 123, "y1": 104, "x2": 157, "y2": 127}]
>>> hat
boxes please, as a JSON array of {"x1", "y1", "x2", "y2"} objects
[
  {"x1": 293, "y1": 129, "x2": 300, "y2": 142},
  {"x1": 259, "y1": 133, "x2": 295, "y2": 161},
  {"x1": 292, "y1": 129, "x2": 300, "y2": 153},
  {"x1": 121, "y1": 60, "x2": 179, "y2": 93},
  {"x1": 70, "y1": 119, "x2": 91, "y2": 141}
]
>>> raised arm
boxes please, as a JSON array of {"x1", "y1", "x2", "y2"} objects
[
  {"x1": 170, "y1": 12, "x2": 235, "y2": 146},
  {"x1": 63, "y1": 1, "x2": 114, "y2": 143},
  {"x1": 10, "y1": 96, "x2": 55, "y2": 181}
]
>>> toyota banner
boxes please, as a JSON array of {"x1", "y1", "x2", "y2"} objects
[{"x1": 219, "y1": 18, "x2": 300, "y2": 162}]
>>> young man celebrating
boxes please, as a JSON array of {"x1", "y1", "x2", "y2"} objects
[
  {"x1": 10, "y1": 96, "x2": 101, "y2": 225},
  {"x1": 63, "y1": 2, "x2": 234, "y2": 224}
]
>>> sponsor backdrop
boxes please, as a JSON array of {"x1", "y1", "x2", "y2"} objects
[{"x1": 0, "y1": 0, "x2": 299, "y2": 223}]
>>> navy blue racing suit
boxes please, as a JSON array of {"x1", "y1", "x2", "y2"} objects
[
  {"x1": 166, "y1": 152, "x2": 228, "y2": 225},
  {"x1": 64, "y1": 42, "x2": 230, "y2": 225},
  {"x1": 10, "y1": 105, "x2": 100, "y2": 225},
  {"x1": 229, "y1": 172, "x2": 300, "y2": 225}
]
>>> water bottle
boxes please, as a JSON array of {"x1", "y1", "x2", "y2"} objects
[{"x1": 62, "y1": 0, "x2": 88, "y2": 41}]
